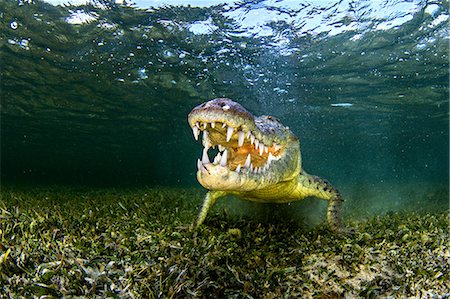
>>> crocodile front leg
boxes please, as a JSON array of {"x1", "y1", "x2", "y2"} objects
[
  {"x1": 195, "y1": 190, "x2": 227, "y2": 227},
  {"x1": 295, "y1": 172, "x2": 344, "y2": 232}
]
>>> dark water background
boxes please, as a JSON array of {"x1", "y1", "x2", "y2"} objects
[{"x1": 1, "y1": 0, "x2": 448, "y2": 214}]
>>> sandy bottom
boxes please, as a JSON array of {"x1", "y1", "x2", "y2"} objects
[{"x1": 0, "y1": 185, "x2": 448, "y2": 298}]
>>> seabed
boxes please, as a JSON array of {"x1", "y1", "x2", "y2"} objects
[{"x1": 0, "y1": 186, "x2": 448, "y2": 298}]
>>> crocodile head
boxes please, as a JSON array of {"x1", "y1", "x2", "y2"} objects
[{"x1": 188, "y1": 98, "x2": 301, "y2": 192}]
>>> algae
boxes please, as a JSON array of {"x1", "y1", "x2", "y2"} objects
[{"x1": 0, "y1": 186, "x2": 448, "y2": 298}]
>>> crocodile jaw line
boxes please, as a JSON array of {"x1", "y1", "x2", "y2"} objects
[{"x1": 188, "y1": 99, "x2": 291, "y2": 191}]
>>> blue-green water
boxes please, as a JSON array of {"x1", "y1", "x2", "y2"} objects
[
  {"x1": 0, "y1": 1, "x2": 449, "y2": 296},
  {"x1": 1, "y1": 0, "x2": 448, "y2": 210}
]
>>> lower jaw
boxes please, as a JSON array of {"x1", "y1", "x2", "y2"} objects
[{"x1": 196, "y1": 167, "x2": 263, "y2": 192}]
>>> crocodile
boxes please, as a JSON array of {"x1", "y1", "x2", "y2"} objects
[{"x1": 188, "y1": 98, "x2": 344, "y2": 232}]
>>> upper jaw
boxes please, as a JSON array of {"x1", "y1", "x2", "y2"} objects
[
  {"x1": 188, "y1": 98, "x2": 284, "y2": 147},
  {"x1": 188, "y1": 98, "x2": 254, "y2": 131}
]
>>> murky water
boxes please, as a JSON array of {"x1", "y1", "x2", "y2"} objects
[{"x1": 1, "y1": 0, "x2": 448, "y2": 210}]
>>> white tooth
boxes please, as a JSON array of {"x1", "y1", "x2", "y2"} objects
[
  {"x1": 250, "y1": 164, "x2": 254, "y2": 172},
  {"x1": 197, "y1": 159, "x2": 208, "y2": 173},
  {"x1": 222, "y1": 123, "x2": 227, "y2": 128},
  {"x1": 197, "y1": 159, "x2": 202, "y2": 170},
  {"x1": 195, "y1": 122, "x2": 200, "y2": 128},
  {"x1": 244, "y1": 154, "x2": 251, "y2": 168},
  {"x1": 236, "y1": 164, "x2": 241, "y2": 173},
  {"x1": 264, "y1": 145, "x2": 269, "y2": 154},
  {"x1": 202, "y1": 122, "x2": 207, "y2": 129},
  {"x1": 220, "y1": 149, "x2": 228, "y2": 166},
  {"x1": 192, "y1": 126, "x2": 199, "y2": 141},
  {"x1": 211, "y1": 122, "x2": 215, "y2": 128},
  {"x1": 246, "y1": 131, "x2": 251, "y2": 139},
  {"x1": 259, "y1": 146, "x2": 264, "y2": 156},
  {"x1": 250, "y1": 134, "x2": 255, "y2": 145},
  {"x1": 218, "y1": 145, "x2": 226, "y2": 152},
  {"x1": 213, "y1": 152, "x2": 221, "y2": 164},
  {"x1": 268, "y1": 153, "x2": 275, "y2": 164},
  {"x1": 202, "y1": 148, "x2": 210, "y2": 164},
  {"x1": 202, "y1": 130, "x2": 208, "y2": 144},
  {"x1": 274, "y1": 143, "x2": 281, "y2": 151},
  {"x1": 254, "y1": 138, "x2": 259, "y2": 149},
  {"x1": 238, "y1": 131, "x2": 245, "y2": 147},
  {"x1": 226, "y1": 126, "x2": 234, "y2": 142}
]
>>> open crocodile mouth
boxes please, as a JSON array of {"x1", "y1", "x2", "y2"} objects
[{"x1": 188, "y1": 99, "x2": 285, "y2": 175}]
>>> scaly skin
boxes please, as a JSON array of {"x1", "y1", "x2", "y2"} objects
[{"x1": 188, "y1": 98, "x2": 344, "y2": 232}]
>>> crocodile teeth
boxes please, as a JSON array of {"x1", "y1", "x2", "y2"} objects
[
  {"x1": 213, "y1": 152, "x2": 221, "y2": 164},
  {"x1": 274, "y1": 143, "x2": 281, "y2": 151},
  {"x1": 235, "y1": 164, "x2": 241, "y2": 173},
  {"x1": 222, "y1": 123, "x2": 227, "y2": 128},
  {"x1": 197, "y1": 159, "x2": 207, "y2": 173},
  {"x1": 238, "y1": 131, "x2": 245, "y2": 147},
  {"x1": 259, "y1": 145, "x2": 264, "y2": 156},
  {"x1": 192, "y1": 126, "x2": 199, "y2": 140},
  {"x1": 218, "y1": 145, "x2": 226, "y2": 152},
  {"x1": 250, "y1": 134, "x2": 255, "y2": 145},
  {"x1": 226, "y1": 126, "x2": 234, "y2": 142},
  {"x1": 220, "y1": 149, "x2": 228, "y2": 166},
  {"x1": 254, "y1": 138, "x2": 259, "y2": 150},
  {"x1": 202, "y1": 130, "x2": 210, "y2": 147},
  {"x1": 211, "y1": 122, "x2": 215, "y2": 128},
  {"x1": 244, "y1": 154, "x2": 251, "y2": 168},
  {"x1": 202, "y1": 148, "x2": 210, "y2": 164}
]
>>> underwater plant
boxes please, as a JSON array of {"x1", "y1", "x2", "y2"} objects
[{"x1": 0, "y1": 186, "x2": 448, "y2": 297}]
